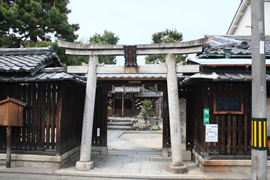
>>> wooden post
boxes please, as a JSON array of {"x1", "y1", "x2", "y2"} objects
[{"x1": 6, "y1": 126, "x2": 12, "y2": 168}]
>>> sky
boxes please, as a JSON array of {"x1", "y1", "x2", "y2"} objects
[{"x1": 67, "y1": 0, "x2": 241, "y2": 64}]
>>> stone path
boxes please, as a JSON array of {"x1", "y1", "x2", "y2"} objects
[
  {"x1": 54, "y1": 130, "x2": 251, "y2": 179},
  {"x1": 107, "y1": 130, "x2": 161, "y2": 154},
  {"x1": 0, "y1": 130, "x2": 256, "y2": 179},
  {"x1": 55, "y1": 154, "x2": 251, "y2": 179}
]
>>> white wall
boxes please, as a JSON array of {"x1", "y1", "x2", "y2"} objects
[{"x1": 231, "y1": 2, "x2": 270, "y2": 35}]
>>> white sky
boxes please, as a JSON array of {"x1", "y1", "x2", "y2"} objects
[{"x1": 67, "y1": 0, "x2": 241, "y2": 64}]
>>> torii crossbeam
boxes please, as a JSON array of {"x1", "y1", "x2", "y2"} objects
[{"x1": 58, "y1": 37, "x2": 210, "y2": 174}]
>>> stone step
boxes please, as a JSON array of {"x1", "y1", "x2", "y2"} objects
[
  {"x1": 108, "y1": 121, "x2": 133, "y2": 126},
  {"x1": 108, "y1": 125, "x2": 136, "y2": 130},
  {"x1": 108, "y1": 116, "x2": 136, "y2": 121},
  {"x1": 108, "y1": 119, "x2": 133, "y2": 122}
]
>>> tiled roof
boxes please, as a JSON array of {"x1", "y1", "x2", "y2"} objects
[
  {"x1": 179, "y1": 72, "x2": 264, "y2": 86},
  {"x1": 96, "y1": 73, "x2": 184, "y2": 79},
  {"x1": 187, "y1": 58, "x2": 270, "y2": 66},
  {"x1": 0, "y1": 46, "x2": 63, "y2": 75},
  {"x1": 0, "y1": 47, "x2": 85, "y2": 84},
  {"x1": 199, "y1": 35, "x2": 270, "y2": 58},
  {"x1": 0, "y1": 67, "x2": 86, "y2": 84}
]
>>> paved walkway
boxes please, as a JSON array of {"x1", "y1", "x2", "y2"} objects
[
  {"x1": 107, "y1": 130, "x2": 161, "y2": 155},
  {"x1": 54, "y1": 154, "x2": 253, "y2": 179},
  {"x1": 55, "y1": 130, "x2": 252, "y2": 179},
  {"x1": 0, "y1": 130, "x2": 266, "y2": 179}
]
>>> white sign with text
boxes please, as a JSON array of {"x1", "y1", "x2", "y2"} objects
[{"x1": 205, "y1": 124, "x2": 218, "y2": 142}]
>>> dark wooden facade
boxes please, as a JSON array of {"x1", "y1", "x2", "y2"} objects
[
  {"x1": 0, "y1": 82, "x2": 85, "y2": 155},
  {"x1": 182, "y1": 80, "x2": 270, "y2": 159},
  {"x1": 92, "y1": 83, "x2": 108, "y2": 147}
]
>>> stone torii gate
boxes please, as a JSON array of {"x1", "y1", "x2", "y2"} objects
[{"x1": 58, "y1": 37, "x2": 210, "y2": 174}]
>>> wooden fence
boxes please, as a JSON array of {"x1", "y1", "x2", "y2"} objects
[
  {"x1": 186, "y1": 83, "x2": 255, "y2": 159},
  {"x1": 0, "y1": 82, "x2": 85, "y2": 155}
]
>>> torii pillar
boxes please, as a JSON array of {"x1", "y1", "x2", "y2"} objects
[
  {"x1": 166, "y1": 54, "x2": 188, "y2": 173},
  {"x1": 58, "y1": 37, "x2": 210, "y2": 173},
  {"x1": 75, "y1": 56, "x2": 98, "y2": 171}
]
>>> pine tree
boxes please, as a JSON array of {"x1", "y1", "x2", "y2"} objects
[
  {"x1": 0, "y1": 0, "x2": 79, "y2": 47},
  {"x1": 145, "y1": 29, "x2": 187, "y2": 64},
  {"x1": 89, "y1": 30, "x2": 120, "y2": 64}
]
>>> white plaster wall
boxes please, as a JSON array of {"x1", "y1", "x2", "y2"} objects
[
  {"x1": 233, "y1": 2, "x2": 270, "y2": 35},
  {"x1": 233, "y1": 5, "x2": 252, "y2": 35},
  {"x1": 265, "y1": 2, "x2": 270, "y2": 35}
]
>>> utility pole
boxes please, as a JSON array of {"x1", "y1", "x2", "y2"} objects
[{"x1": 251, "y1": 0, "x2": 267, "y2": 179}]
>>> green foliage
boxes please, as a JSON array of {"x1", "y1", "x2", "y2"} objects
[
  {"x1": 145, "y1": 29, "x2": 187, "y2": 64},
  {"x1": 0, "y1": 0, "x2": 79, "y2": 47},
  {"x1": 141, "y1": 99, "x2": 152, "y2": 119},
  {"x1": 89, "y1": 30, "x2": 119, "y2": 64}
]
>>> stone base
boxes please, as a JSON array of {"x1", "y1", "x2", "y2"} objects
[
  {"x1": 75, "y1": 161, "x2": 94, "y2": 171},
  {"x1": 169, "y1": 164, "x2": 188, "y2": 174},
  {"x1": 0, "y1": 146, "x2": 80, "y2": 168},
  {"x1": 192, "y1": 149, "x2": 270, "y2": 173}
]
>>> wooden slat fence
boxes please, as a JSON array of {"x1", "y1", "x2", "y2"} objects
[
  {"x1": 0, "y1": 82, "x2": 85, "y2": 155},
  {"x1": 188, "y1": 83, "x2": 253, "y2": 158}
]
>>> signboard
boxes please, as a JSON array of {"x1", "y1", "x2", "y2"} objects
[
  {"x1": 203, "y1": 108, "x2": 209, "y2": 125},
  {"x1": 213, "y1": 94, "x2": 243, "y2": 114},
  {"x1": 124, "y1": 46, "x2": 137, "y2": 66},
  {"x1": 205, "y1": 124, "x2": 218, "y2": 142}
]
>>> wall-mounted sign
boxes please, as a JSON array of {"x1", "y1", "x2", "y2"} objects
[
  {"x1": 124, "y1": 46, "x2": 137, "y2": 66},
  {"x1": 205, "y1": 124, "x2": 218, "y2": 142},
  {"x1": 213, "y1": 94, "x2": 244, "y2": 114},
  {"x1": 203, "y1": 108, "x2": 209, "y2": 125}
]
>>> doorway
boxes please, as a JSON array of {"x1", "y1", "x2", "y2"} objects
[{"x1": 98, "y1": 82, "x2": 168, "y2": 156}]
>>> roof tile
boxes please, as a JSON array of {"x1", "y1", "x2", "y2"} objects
[{"x1": 0, "y1": 47, "x2": 63, "y2": 75}]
